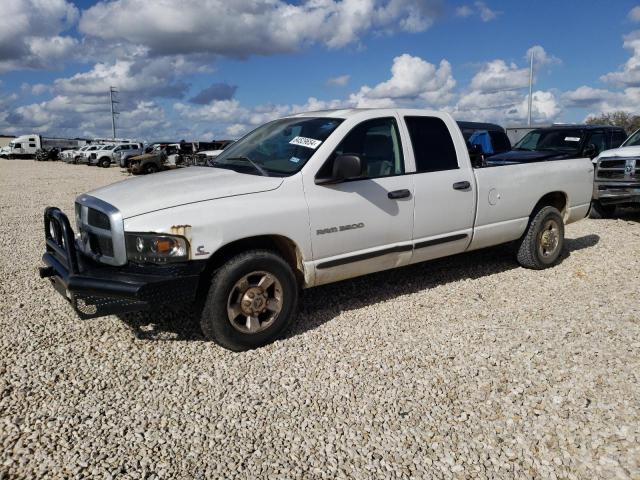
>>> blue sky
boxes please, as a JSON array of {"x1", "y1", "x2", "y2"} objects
[{"x1": 1, "y1": 0, "x2": 640, "y2": 140}]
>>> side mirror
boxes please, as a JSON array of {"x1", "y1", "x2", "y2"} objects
[
  {"x1": 316, "y1": 154, "x2": 366, "y2": 184},
  {"x1": 583, "y1": 143, "x2": 598, "y2": 158}
]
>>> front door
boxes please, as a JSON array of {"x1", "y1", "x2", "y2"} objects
[{"x1": 304, "y1": 116, "x2": 415, "y2": 285}]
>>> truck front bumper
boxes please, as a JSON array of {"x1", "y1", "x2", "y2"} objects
[
  {"x1": 593, "y1": 181, "x2": 640, "y2": 206},
  {"x1": 40, "y1": 207, "x2": 205, "y2": 319}
]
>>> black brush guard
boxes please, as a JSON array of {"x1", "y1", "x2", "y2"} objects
[{"x1": 40, "y1": 207, "x2": 204, "y2": 319}]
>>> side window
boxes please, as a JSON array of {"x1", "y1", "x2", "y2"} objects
[
  {"x1": 588, "y1": 131, "x2": 606, "y2": 153},
  {"x1": 14, "y1": 143, "x2": 21, "y2": 148},
  {"x1": 405, "y1": 116, "x2": 458, "y2": 173},
  {"x1": 319, "y1": 117, "x2": 404, "y2": 179},
  {"x1": 611, "y1": 130, "x2": 626, "y2": 148},
  {"x1": 28, "y1": 138, "x2": 35, "y2": 142},
  {"x1": 29, "y1": 143, "x2": 36, "y2": 148},
  {"x1": 488, "y1": 131, "x2": 511, "y2": 153}
]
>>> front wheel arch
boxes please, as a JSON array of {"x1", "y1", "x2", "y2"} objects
[{"x1": 195, "y1": 235, "x2": 305, "y2": 307}]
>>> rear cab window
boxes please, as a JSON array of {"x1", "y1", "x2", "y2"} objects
[{"x1": 404, "y1": 116, "x2": 459, "y2": 173}]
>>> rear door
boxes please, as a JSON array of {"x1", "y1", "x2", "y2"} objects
[{"x1": 402, "y1": 115, "x2": 476, "y2": 264}]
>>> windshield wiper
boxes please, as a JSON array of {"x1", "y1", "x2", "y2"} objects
[{"x1": 217, "y1": 156, "x2": 269, "y2": 177}]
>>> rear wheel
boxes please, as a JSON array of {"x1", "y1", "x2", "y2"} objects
[
  {"x1": 516, "y1": 206, "x2": 565, "y2": 269},
  {"x1": 589, "y1": 200, "x2": 616, "y2": 219},
  {"x1": 200, "y1": 250, "x2": 298, "y2": 351}
]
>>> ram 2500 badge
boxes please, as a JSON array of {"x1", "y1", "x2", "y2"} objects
[{"x1": 40, "y1": 109, "x2": 594, "y2": 351}]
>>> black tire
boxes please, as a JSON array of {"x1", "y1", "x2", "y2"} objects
[
  {"x1": 200, "y1": 250, "x2": 298, "y2": 351},
  {"x1": 143, "y1": 163, "x2": 159, "y2": 174},
  {"x1": 516, "y1": 206, "x2": 565, "y2": 270},
  {"x1": 589, "y1": 200, "x2": 616, "y2": 219},
  {"x1": 100, "y1": 158, "x2": 111, "y2": 168}
]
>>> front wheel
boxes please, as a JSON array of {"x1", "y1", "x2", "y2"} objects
[
  {"x1": 200, "y1": 250, "x2": 298, "y2": 351},
  {"x1": 100, "y1": 158, "x2": 111, "y2": 168},
  {"x1": 516, "y1": 206, "x2": 565, "y2": 270}
]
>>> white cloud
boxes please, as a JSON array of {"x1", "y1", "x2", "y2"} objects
[
  {"x1": 327, "y1": 75, "x2": 351, "y2": 87},
  {"x1": 562, "y1": 85, "x2": 640, "y2": 115},
  {"x1": 526, "y1": 45, "x2": 561, "y2": 67},
  {"x1": 475, "y1": 1, "x2": 499, "y2": 22},
  {"x1": 452, "y1": 46, "x2": 562, "y2": 124},
  {"x1": 455, "y1": 5, "x2": 473, "y2": 17},
  {"x1": 79, "y1": 0, "x2": 442, "y2": 57},
  {"x1": 174, "y1": 96, "x2": 346, "y2": 138},
  {"x1": 348, "y1": 54, "x2": 456, "y2": 107},
  {"x1": 452, "y1": 89, "x2": 560, "y2": 124},
  {"x1": 53, "y1": 56, "x2": 194, "y2": 99},
  {"x1": 0, "y1": 0, "x2": 79, "y2": 73},
  {"x1": 601, "y1": 31, "x2": 640, "y2": 87},
  {"x1": 469, "y1": 60, "x2": 529, "y2": 92},
  {"x1": 456, "y1": 2, "x2": 500, "y2": 22},
  {"x1": 629, "y1": 6, "x2": 640, "y2": 22}
]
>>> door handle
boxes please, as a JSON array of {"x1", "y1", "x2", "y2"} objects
[
  {"x1": 387, "y1": 189, "x2": 411, "y2": 199},
  {"x1": 452, "y1": 181, "x2": 471, "y2": 190}
]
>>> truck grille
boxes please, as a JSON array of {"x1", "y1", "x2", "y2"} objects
[
  {"x1": 74, "y1": 196, "x2": 126, "y2": 266},
  {"x1": 596, "y1": 157, "x2": 639, "y2": 180},
  {"x1": 88, "y1": 208, "x2": 111, "y2": 230},
  {"x1": 88, "y1": 232, "x2": 114, "y2": 256}
]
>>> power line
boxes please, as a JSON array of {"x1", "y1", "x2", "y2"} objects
[{"x1": 109, "y1": 87, "x2": 119, "y2": 140}]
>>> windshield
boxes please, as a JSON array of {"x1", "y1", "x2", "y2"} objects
[
  {"x1": 622, "y1": 129, "x2": 640, "y2": 147},
  {"x1": 212, "y1": 117, "x2": 343, "y2": 176},
  {"x1": 514, "y1": 129, "x2": 584, "y2": 152}
]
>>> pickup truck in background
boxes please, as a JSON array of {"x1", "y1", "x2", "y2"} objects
[
  {"x1": 118, "y1": 144, "x2": 145, "y2": 168},
  {"x1": 40, "y1": 108, "x2": 594, "y2": 351},
  {"x1": 88, "y1": 143, "x2": 143, "y2": 168},
  {"x1": 590, "y1": 127, "x2": 640, "y2": 218},
  {"x1": 87, "y1": 145, "x2": 118, "y2": 166},
  {"x1": 487, "y1": 125, "x2": 627, "y2": 165},
  {"x1": 126, "y1": 143, "x2": 184, "y2": 174}
]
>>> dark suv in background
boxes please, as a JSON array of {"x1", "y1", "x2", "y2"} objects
[{"x1": 487, "y1": 125, "x2": 627, "y2": 165}]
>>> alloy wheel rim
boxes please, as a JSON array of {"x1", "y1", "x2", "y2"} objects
[
  {"x1": 227, "y1": 271, "x2": 283, "y2": 334},
  {"x1": 538, "y1": 219, "x2": 560, "y2": 258}
]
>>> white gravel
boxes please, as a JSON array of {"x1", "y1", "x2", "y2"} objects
[{"x1": 1, "y1": 159, "x2": 639, "y2": 479}]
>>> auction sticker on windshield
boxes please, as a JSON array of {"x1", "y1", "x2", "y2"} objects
[
  {"x1": 565, "y1": 137, "x2": 581, "y2": 142},
  {"x1": 290, "y1": 136, "x2": 322, "y2": 149}
]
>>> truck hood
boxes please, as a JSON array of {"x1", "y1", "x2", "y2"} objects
[
  {"x1": 86, "y1": 167, "x2": 284, "y2": 218},
  {"x1": 487, "y1": 149, "x2": 574, "y2": 165},
  {"x1": 597, "y1": 146, "x2": 640, "y2": 158}
]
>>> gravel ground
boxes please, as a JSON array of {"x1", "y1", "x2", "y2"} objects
[{"x1": 1, "y1": 159, "x2": 639, "y2": 479}]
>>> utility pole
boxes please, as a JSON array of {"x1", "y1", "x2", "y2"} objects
[
  {"x1": 109, "y1": 87, "x2": 119, "y2": 139},
  {"x1": 527, "y1": 50, "x2": 534, "y2": 127}
]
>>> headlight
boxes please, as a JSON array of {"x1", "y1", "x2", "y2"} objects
[{"x1": 125, "y1": 233, "x2": 189, "y2": 264}]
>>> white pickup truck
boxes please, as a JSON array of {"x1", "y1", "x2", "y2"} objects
[{"x1": 41, "y1": 109, "x2": 593, "y2": 350}]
